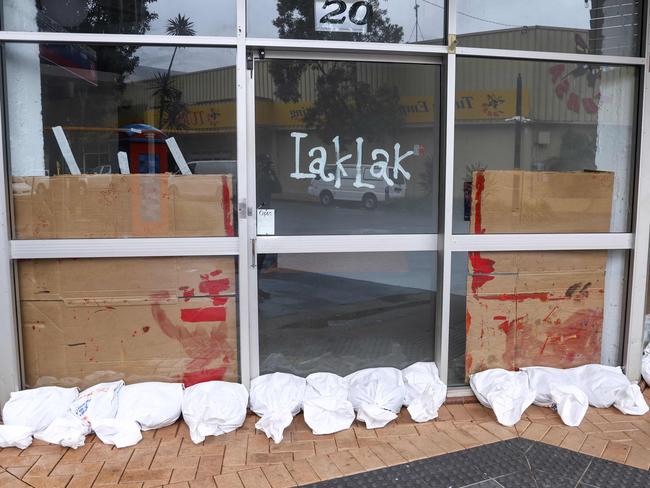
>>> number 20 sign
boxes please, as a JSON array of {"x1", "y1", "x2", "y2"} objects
[{"x1": 315, "y1": 0, "x2": 372, "y2": 34}]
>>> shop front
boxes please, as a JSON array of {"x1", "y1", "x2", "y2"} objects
[{"x1": 0, "y1": 0, "x2": 648, "y2": 403}]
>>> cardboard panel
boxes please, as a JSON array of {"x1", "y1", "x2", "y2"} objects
[
  {"x1": 19, "y1": 257, "x2": 238, "y2": 388},
  {"x1": 18, "y1": 256, "x2": 236, "y2": 302},
  {"x1": 13, "y1": 174, "x2": 234, "y2": 239},
  {"x1": 469, "y1": 170, "x2": 614, "y2": 234},
  {"x1": 465, "y1": 170, "x2": 613, "y2": 379}
]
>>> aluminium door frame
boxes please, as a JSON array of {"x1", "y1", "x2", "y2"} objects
[{"x1": 245, "y1": 48, "x2": 445, "y2": 380}]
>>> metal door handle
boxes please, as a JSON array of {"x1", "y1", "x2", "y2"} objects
[{"x1": 251, "y1": 238, "x2": 257, "y2": 268}]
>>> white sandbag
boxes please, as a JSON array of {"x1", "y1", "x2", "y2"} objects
[
  {"x1": 549, "y1": 384, "x2": 589, "y2": 427},
  {"x1": 642, "y1": 343, "x2": 650, "y2": 386},
  {"x1": 346, "y1": 368, "x2": 405, "y2": 429},
  {"x1": 72, "y1": 381, "x2": 124, "y2": 426},
  {"x1": 524, "y1": 364, "x2": 649, "y2": 416},
  {"x1": 614, "y1": 384, "x2": 649, "y2": 416},
  {"x1": 2, "y1": 386, "x2": 79, "y2": 432},
  {"x1": 116, "y1": 382, "x2": 183, "y2": 430},
  {"x1": 182, "y1": 381, "x2": 248, "y2": 444},
  {"x1": 572, "y1": 365, "x2": 630, "y2": 408},
  {"x1": 35, "y1": 380, "x2": 124, "y2": 449},
  {"x1": 92, "y1": 418, "x2": 142, "y2": 448},
  {"x1": 402, "y1": 362, "x2": 447, "y2": 423},
  {"x1": 470, "y1": 369, "x2": 535, "y2": 427},
  {"x1": 34, "y1": 415, "x2": 88, "y2": 449},
  {"x1": 521, "y1": 367, "x2": 568, "y2": 407},
  {"x1": 303, "y1": 373, "x2": 355, "y2": 435},
  {"x1": 0, "y1": 385, "x2": 78, "y2": 449},
  {"x1": 0, "y1": 425, "x2": 33, "y2": 449},
  {"x1": 249, "y1": 373, "x2": 306, "y2": 443}
]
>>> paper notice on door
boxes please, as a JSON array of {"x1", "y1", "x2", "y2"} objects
[{"x1": 257, "y1": 208, "x2": 275, "y2": 235}]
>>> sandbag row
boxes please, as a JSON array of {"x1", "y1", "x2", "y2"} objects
[
  {"x1": 470, "y1": 364, "x2": 649, "y2": 428},
  {"x1": 0, "y1": 362, "x2": 447, "y2": 449}
]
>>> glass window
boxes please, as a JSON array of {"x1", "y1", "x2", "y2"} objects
[
  {"x1": 18, "y1": 256, "x2": 239, "y2": 388},
  {"x1": 5, "y1": 44, "x2": 237, "y2": 238},
  {"x1": 456, "y1": 0, "x2": 642, "y2": 57},
  {"x1": 258, "y1": 252, "x2": 436, "y2": 376},
  {"x1": 454, "y1": 58, "x2": 638, "y2": 234},
  {"x1": 448, "y1": 250, "x2": 628, "y2": 386},
  {"x1": 248, "y1": 0, "x2": 445, "y2": 44},
  {"x1": 2, "y1": 0, "x2": 236, "y2": 36},
  {"x1": 255, "y1": 59, "x2": 441, "y2": 235}
]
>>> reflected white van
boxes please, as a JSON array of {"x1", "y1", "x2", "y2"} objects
[{"x1": 307, "y1": 164, "x2": 406, "y2": 209}]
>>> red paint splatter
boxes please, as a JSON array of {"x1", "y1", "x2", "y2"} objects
[
  {"x1": 469, "y1": 252, "x2": 495, "y2": 294},
  {"x1": 222, "y1": 175, "x2": 234, "y2": 237},
  {"x1": 150, "y1": 291, "x2": 233, "y2": 387},
  {"x1": 180, "y1": 287, "x2": 195, "y2": 301},
  {"x1": 180, "y1": 307, "x2": 227, "y2": 323},
  {"x1": 198, "y1": 270, "x2": 230, "y2": 296},
  {"x1": 183, "y1": 367, "x2": 228, "y2": 388},
  {"x1": 142, "y1": 326, "x2": 150, "y2": 333},
  {"x1": 543, "y1": 306, "x2": 559, "y2": 323},
  {"x1": 212, "y1": 297, "x2": 228, "y2": 306},
  {"x1": 479, "y1": 292, "x2": 566, "y2": 303},
  {"x1": 495, "y1": 315, "x2": 527, "y2": 368},
  {"x1": 466, "y1": 311, "x2": 471, "y2": 335},
  {"x1": 473, "y1": 172, "x2": 486, "y2": 235},
  {"x1": 466, "y1": 352, "x2": 473, "y2": 372},
  {"x1": 516, "y1": 308, "x2": 603, "y2": 369}
]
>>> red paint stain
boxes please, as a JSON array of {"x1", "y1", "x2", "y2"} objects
[
  {"x1": 473, "y1": 172, "x2": 486, "y2": 235},
  {"x1": 183, "y1": 367, "x2": 228, "y2": 388},
  {"x1": 198, "y1": 270, "x2": 230, "y2": 296},
  {"x1": 150, "y1": 291, "x2": 233, "y2": 388},
  {"x1": 212, "y1": 297, "x2": 228, "y2": 306},
  {"x1": 466, "y1": 311, "x2": 472, "y2": 336},
  {"x1": 479, "y1": 292, "x2": 566, "y2": 303},
  {"x1": 469, "y1": 252, "x2": 495, "y2": 294},
  {"x1": 180, "y1": 306, "x2": 227, "y2": 323},
  {"x1": 517, "y1": 308, "x2": 603, "y2": 369},
  {"x1": 543, "y1": 306, "x2": 559, "y2": 323},
  {"x1": 222, "y1": 175, "x2": 234, "y2": 237},
  {"x1": 495, "y1": 315, "x2": 527, "y2": 369},
  {"x1": 466, "y1": 352, "x2": 473, "y2": 372},
  {"x1": 142, "y1": 326, "x2": 150, "y2": 333},
  {"x1": 180, "y1": 287, "x2": 195, "y2": 301}
]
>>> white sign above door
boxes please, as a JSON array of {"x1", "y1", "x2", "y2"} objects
[{"x1": 314, "y1": 1, "x2": 370, "y2": 34}]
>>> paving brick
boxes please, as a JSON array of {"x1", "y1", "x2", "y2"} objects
[
  {"x1": 260, "y1": 465, "x2": 296, "y2": 488},
  {"x1": 214, "y1": 472, "x2": 244, "y2": 488},
  {"x1": 237, "y1": 468, "x2": 271, "y2": 488},
  {"x1": 283, "y1": 460, "x2": 319, "y2": 486}
]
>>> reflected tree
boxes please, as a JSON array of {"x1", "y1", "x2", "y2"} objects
[
  {"x1": 155, "y1": 14, "x2": 196, "y2": 128},
  {"x1": 37, "y1": 0, "x2": 159, "y2": 83},
  {"x1": 270, "y1": 0, "x2": 405, "y2": 146}
]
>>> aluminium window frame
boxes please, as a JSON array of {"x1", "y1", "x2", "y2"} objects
[{"x1": 0, "y1": 0, "x2": 646, "y2": 402}]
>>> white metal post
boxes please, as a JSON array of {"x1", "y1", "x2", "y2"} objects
[
  {"x1": 623, "y1": 7, "x2": 650, "y2": 381},
  {"x1": 246, "y1": 51, "x2": 261, "y2": 380},
  {"x1": 236, "y1": 0, "x2": 251, "y2": 388},
  {"x1": 0, "y1": 61, "x2": 21, "y2": 404},
  {"x1": 436, "y1": 0, "x2": 457, "y2": 385}
]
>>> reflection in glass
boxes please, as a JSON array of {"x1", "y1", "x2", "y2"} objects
[
  {"x1": 248, "y1": 0, "x2": 445, "y2": 44},
  {"x1": 5, "y1": 43, "x2": 237, "y2": 238},
  {"x1": 258, "y1": 252, "x2": 436, "y2": 377},
  {"x1": 448, "y1": 251, "x2": 628, "y2": 386},
  {"x1": 456, "y1": 0, "x2": 642, "y2": 57},
  {"x1": 255, "y1": 59, "x2": 440, "y2": 235},
  {"x1": 454, "y1": 58, "x2": 638, "y2": 234},
  {"x1": 2, "y1": 0, "x2": 236, "y2": 36}
]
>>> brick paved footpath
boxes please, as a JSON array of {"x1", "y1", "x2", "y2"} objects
[{"x1": 1, "y1": 388, "x2": 650, "y2": 488}]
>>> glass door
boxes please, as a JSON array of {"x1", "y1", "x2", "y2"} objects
[{"x1": 247, "y1": 52, "x2": 443, "y2": 378}]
